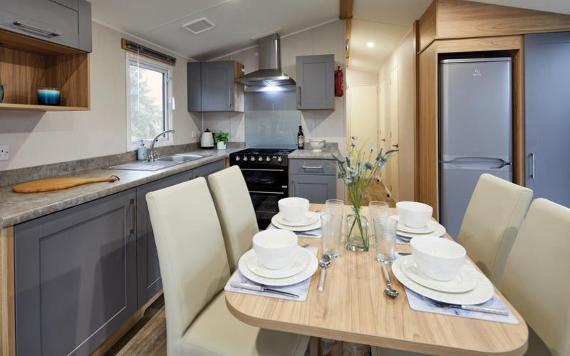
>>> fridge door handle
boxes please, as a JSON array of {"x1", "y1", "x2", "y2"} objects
[
  {"x1": 529, "y1": 153, "x2": 536, "y2": 180},
  {"x1": 440, "y1": 157, "x2": 511, "y2": 168}
]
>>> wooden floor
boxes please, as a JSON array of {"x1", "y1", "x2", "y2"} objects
[{"x1": 106, "y1": 181, "x2": 393, "y2": 355}]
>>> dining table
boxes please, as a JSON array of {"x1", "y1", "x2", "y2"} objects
[{"x1": 224, "y1": 204, "x2": 529, "y2": 355}]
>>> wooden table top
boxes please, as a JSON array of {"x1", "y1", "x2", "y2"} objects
[{"x1": 225, "y1": 204, "x2": 528, "y2": 355}]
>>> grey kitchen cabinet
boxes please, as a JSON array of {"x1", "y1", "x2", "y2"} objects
[
  {"x1": 14, "y1": 189, "x2": 137, "y2": 356},
  {"x1": 296, "y1": 54, "x2": 334, "y2": 110},
  {"x1": 0, "y1": 0, "x2": 92, "y2": 52},
  {"x1": 525, "y1": 32, "x2": 570, "y2": 208},
  {"x1": 135, "y1": 170, "x2": 193, "y2": 307},
  {"x1": 136, "y1": 160, "x2": 224, "y2": 307},
  {"x1": 187, "y1": 61, "x2": 244, "y2": 112},
  {"x1": 289, "y1": 159, "x2": 337, "y2": 203}
]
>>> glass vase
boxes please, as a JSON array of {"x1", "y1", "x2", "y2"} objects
[{"x1": 345, "y1": 212, "x2": 369, "y2": 252}]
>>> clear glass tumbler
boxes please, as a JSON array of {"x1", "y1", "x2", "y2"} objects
[
  {"x1": 374, "y1": 216, "x2": 397, "y2": 263},
  {"x1": 321, "y1": 213, "x2": 342, "y2": 258},
  {"x1": 325, "y1": 199, "x2": 344, "y2": 217},
  {"x1": 369, "y1": 201, "x2": 389, "y2": 226}
]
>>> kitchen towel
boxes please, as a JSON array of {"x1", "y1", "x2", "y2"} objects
[
  {"x1": 405, "y1": 288, "x2": 519, "y2": 324},
  {"x1": 224, "y1": 246, "x2": 317, "y2": 301}
]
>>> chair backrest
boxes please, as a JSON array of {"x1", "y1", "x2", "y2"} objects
[
  {"x1": 208, "y1": 166, "x2": 259, "y2": 271},
  {"x1": 146, "y1": 177, "x2": 230, "y2": 355},
  {"x1": 457, "y1": 173, "x2": 533, "y2": 282},
  {"x1": 500, "y1": 198, "x2": 570, "y2": 356}
]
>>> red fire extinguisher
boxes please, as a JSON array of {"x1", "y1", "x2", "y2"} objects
[{"x1": 335, "y1": 66, "x2": 344, "y2": 97}]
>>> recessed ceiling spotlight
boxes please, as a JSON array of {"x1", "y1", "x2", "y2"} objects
[{"x1": 366, "y1": 41, "x2": 375, "y2": 48}]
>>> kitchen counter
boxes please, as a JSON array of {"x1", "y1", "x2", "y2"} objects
[
  {"x1": 0, "y1": 144, "x2": 245, "y2": 228},
  {"x1": 288, "y1": 143, "x2": 340, "y2": 160}
]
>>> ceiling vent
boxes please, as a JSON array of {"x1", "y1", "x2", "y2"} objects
[{"x1": 183, "y1": 17, "x2": 215, "y2": 34}]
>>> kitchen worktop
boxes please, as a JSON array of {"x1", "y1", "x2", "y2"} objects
[
  {"x1": 288, "y1": 143, "x2": 340, "y2": 160},
  {"x1": 0, "y1": 144, "x2": 245, "y2": 228}
]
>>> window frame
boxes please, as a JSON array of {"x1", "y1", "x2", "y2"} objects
[{"x1": 126, "y1": 52, "x2": 174, "y2": 150}]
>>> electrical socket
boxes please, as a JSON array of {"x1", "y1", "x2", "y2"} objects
[{"x1": 0, "y1": 144, "x2": 8, "y2": 161}]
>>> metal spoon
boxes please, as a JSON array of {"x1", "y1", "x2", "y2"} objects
[
  {"x1": 317, "y1": 254, "x2": 332, "y2": 292},
  {"x1": 381, "y1": 262, "x2": 400, "y2": 298}
]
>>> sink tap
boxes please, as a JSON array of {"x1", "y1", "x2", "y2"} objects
[{"x1": 148, "y1": 130, "x2": 175, "y2": 162}]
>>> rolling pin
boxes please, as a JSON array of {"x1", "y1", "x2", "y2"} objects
[{"x1": 13, "y1": 175, "x2": 120, "y2": 193}]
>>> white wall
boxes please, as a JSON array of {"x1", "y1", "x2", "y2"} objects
[
  {"x1": 0, "y1": 22, "x2": 200, "y2": 170},
  {"x1": 204, "y1": 20, "x2": 347, "y2": 147},
  {"x1": 378, "y1": 27, "x2": 416, "y2": 201}
]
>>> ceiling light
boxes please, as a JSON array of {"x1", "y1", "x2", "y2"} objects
[{"x1": 366, "y1": 41, "x2": 375, "y2": 48}]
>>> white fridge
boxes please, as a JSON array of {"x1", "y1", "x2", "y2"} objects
[{"x1": 439, "y1": 57, "x2": 513, "y2": 238}]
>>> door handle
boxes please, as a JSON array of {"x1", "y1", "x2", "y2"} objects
[
  {"x1": 529, "y1": 153, "x2": 536, "y2": 180},
  {"x1": 13, "y1": 21, "x2": 61, "y2": 38},
  {"x1": 392, "y1": 144, "x2": 399, "y2": 148}
]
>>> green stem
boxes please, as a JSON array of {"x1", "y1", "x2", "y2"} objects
[{"x1": 347, "y1": 186, "x2": 368, "y2": 249}]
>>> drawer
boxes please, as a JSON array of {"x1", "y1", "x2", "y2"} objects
[{"x1": 289, "y1": 159, "x2": 337, "y2": 176}]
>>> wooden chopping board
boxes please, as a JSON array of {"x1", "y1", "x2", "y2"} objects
[{"x1": 13, "y1": 175, "x2": 120, "y2": 193}]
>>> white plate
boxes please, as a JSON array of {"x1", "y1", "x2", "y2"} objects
[
  {"x1": 392, "y1": 216, "x2": 436, "y2": 234},
  {"x1": 274, "y1": 212, "x2": 320, "y2": 227},
  {"x1": 245, "y1": 247, "x2": 309, "y2": 279},
  {"x1": 238, "y1": 247, "x2": 318, "y2": 287},
  {"x1": 392, "y1": 257, "x2": 494, "y2": 305},
  {"x1": 400, "y1": 255, "x2": 478, "y2": 293},
  {"x1": 272, "y1": 214, "x2": 321, "y2": 232},
  {"x1": 392, "y1": 218, "x2": 446, "y2": 238}
]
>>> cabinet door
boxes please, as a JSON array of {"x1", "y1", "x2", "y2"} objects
[
  {"x1": 187, "y1": 62, "x2": 202, "y2": 112},
  {"x1": 525, "y1": 32, "x2": 570, "y2": 207},
  {"x1": 192, "y1": 160, "x2": 225, "y2": 179},
  {"x1": 0, "y1": 0, "x2": 81, "y2": 50},
  {"x1": 201, "y1": 61, "x2": 235, "y2": 111},
  {"x1": 290, "y1": 174, "x2": 336, "y2": 203},
  {"x1": 296, "y1": 54, "x2": 334, "y2": 110},
  {"x1": 136, "y1": 171, "x2": 193, "y2": 307},
  {"x1": 14, "y1": 189, "x2": 137, "y2": 356}
]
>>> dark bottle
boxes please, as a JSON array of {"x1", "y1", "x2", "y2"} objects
[{"x1": 297, "y1": 125, "x2": 305, "y2": 149}]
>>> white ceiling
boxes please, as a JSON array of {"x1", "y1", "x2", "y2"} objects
[
  {"x1": 478, "y1": 0, "x2": 570, "y2": 15},
  {"x1": 349, "y1": 0, "x2": 431, "y2": 72},
  {"x1": 91, "y1": 0, "x2": 339, "y2": 60}
]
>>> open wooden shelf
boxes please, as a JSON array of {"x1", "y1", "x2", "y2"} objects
[{"x1": 0, "y1": 29, "x2": 90, "y2": 112}]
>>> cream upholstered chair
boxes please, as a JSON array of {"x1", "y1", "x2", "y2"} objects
[
  {"x1": 208, "y1": 166, "x2": 259, "y2": 271},
  {"x1": 499, "y1": 198, "x2": 570, "y2": 356},
  {"x1": 146, "y1": 177, "x2": 309, "y2": 355},
  {"x1": 457, "y1": 173, "x2": 533, "y2": 282}
]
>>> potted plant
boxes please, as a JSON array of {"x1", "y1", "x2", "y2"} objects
[
  {"x1": 334, "y1": 138, "x2": 397, "y2": 252},
  {"x1": 215, "y1": 131, "x2": 229, "y2": 150}
]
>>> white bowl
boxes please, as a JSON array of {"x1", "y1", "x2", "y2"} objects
[
  {"x1": 309, "y1": 139, "x2": 326, "y2": 150},
  {"x1": 278, "y1": 197, "x2": 310, "y2": 223},
  {"x1": 410, "y1": 236, "x2": 466, "y2": 281},
  {"x1": 252, "y1": 230, "x2": 298, "y2": 270},
  {"x1": 396, "y1": 201, "x2": 433, "y2": 228}
]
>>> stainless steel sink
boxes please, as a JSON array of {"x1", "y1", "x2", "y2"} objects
[
  {"x1": 158, "y1": 154, "x2": 205, "y2": 162},
  {"x1": 107, "y1": 153, "x2": 208, "y2": 171}
]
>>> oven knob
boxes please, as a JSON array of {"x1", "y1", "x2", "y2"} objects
[
  {"x1": 266, "y1": 157, "x2": 271, "y2": 162},
  {"x1": 250, "y1": 156, "x2": 255, "y2": 161},
  {"x1": 235, "y1": 156, "x2": 240, "y2": 161},
  {"x1": 243, "y1": 156, "x2": 248, "y2": 161},
  {"x1": 258, "y1": 157, "x2": 263, "y2": 162},
  {"x1": 277, "y1": 156, "x2": 283, "y2": 162}
]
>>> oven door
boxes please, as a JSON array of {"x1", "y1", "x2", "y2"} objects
[
  {"x1": 249, "y1": 190, "x2": 286, "y2": 228},
  {"x1": 239, "y1": 167, "x2": 288, "y2": 190}
]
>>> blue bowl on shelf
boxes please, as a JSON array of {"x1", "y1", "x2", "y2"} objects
[{"x1": 37, "y1": 88, "x2": 61, "y2": 106}]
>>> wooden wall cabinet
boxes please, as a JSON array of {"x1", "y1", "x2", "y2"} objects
[
  {"x1": 187, "y1": 61, "x2": 244, "y2": 112},
  {"x1": 296, "y1": 54, "x2": 335, "y2": 110}
]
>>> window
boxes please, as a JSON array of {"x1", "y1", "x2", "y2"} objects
[{"x1": 127, "y1": 53, "x2": 173, "y2": 147}]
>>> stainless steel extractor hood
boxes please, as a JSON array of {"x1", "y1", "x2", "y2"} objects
[{"x1": 237, "y1": 33, "x2": 296, "y2": 89}]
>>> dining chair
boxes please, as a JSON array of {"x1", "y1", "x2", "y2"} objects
[
  {"x1": 146, "y1": 177, "x2": 309, "y2": 355},
  {"x1": 456, "y1": 173, "x2": 533, "y2": 282},
  {"x1": 208, "y1": 165, "x2": 259, "y2": 271},
  {"x1": 499, "y1": 198, "x2": 570, "y2": 356}
]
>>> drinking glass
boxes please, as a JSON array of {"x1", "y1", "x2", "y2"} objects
[
  {"x1": 325, "y1": 199, "x2": 344, "y2": 217},
  {"x1": 321, "y1": 213, "x2": 342, "y2": 258},
  {"x1": 374, "y1": 216, "x2": 397, "y2": 263},
  {"x1": 369, "y1": 201, "x2": 389, "y2": 225}
]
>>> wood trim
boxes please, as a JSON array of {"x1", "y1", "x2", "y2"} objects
[
  {"x1": 91, "y1": 291, "x2": 163, "y2": 356},
  {"x1": 0, "y1": 29, "x2": 85, "y2": 55},
  {"x1": 512, "y1": 45, "x2": 525, "y2": 186},
  {"x1": 418, "y1": 0, "x2": 437, "y2": 53},
  {"x1": 339, "y1": 0, "x2": 353, "y2": 20},
  {"x1": 414, "y1": 20, "x2": 421, "y2": 201},
  {"x1": 436, "y1": 0, "x2": 570, "y2": 40},
  {"x1": 0, "y1": 227, "x2": 15, "y2": 356},
  {"x1": 435, "y1": 35, "x2": 523, "y2": 53},
  {"x1": 345, "y1": 19, "x2": 352, "y2": 65}
]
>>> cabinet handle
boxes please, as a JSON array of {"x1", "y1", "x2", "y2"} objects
[
  {"x1": 129, "y1": 199, "x2": 136, "y2": 235},
  {"x1": 529, "y1": 153, "x2": 536, "y2": 180},
  {"x1": 302, "y1": 165, "x2": 323, "y2": 170},
  {"x1": 228, "y1": 87, "x2": 232, "y2": 108},
  {"x1": 297, "y1": 87, "x2": 302, "y2": 107},
  {"x1": 250, "y1": 190, "x2": 286, "y2": 195},
  {"x1": 13, "y1": 21, "x2": 61, "y2": 38}
]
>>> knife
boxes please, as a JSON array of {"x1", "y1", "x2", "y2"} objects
[
  {"x1": 230, "y1": 281, "x2": 300, "y2": 299},
  {"x1": 431, "y1": 299, "x2": 509, "y2": 316}
]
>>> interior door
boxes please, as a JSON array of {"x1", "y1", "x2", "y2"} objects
[
  {"x1": 388, "y1": 67, "x2": 400, "y2": 201},
  {"x1": 525, "y1": 32, "x2": 570, "y2": 208},
  {"x1": 378, "y1": 80, "x2": 388, "y2": 182},
  {"x1": 349, "y1": 85, "x2": 378, "y2": 149}
]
